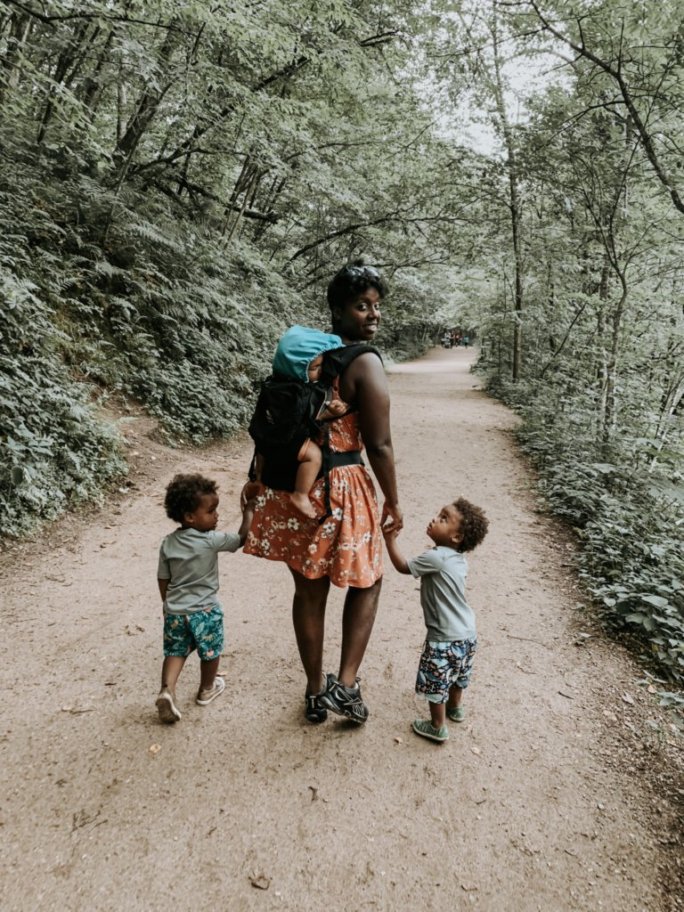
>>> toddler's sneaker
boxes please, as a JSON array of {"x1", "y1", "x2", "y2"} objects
[
  {"x1": 156, "y1": 689, "x2": 181, "y2": 724},
  {"x1": 447, "y1": 706, "x2": 465, "y2": 723},
  {"x1": 412, "y1": 719, "x2": 449, "y2": 743},
  {"x1": 196, "y1": 675, "x2": 225, "y2": 706}
]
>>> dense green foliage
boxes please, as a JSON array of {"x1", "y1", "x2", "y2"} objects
[
  {"x1": 0, "y1": 0, "x2": 458, "y2": 531},
  {"x1": 1, "y1": 1, "x2": 682, "y2": 681},
  {"x1": 442, "y1": 0, "x2": 684, "y2": 681}
]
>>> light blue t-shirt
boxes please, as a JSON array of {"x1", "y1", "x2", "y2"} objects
[
  {"x1": 157, "y1": 528, "x2": 241, "y2": 615},
  {"x1": 407, "y1": 545, "x2": 476, "y2": 642}
]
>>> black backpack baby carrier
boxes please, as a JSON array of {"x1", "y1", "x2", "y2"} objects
[{"x1": 248, "y1": 342, "x2": 381, "y2": 516}]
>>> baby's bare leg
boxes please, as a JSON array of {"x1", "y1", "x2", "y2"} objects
[{"x1": 291, "y1": 439, "x2": 322, "y2": 519}]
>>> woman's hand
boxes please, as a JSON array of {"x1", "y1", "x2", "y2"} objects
[
  {"x1": 381, "y1": 502, "x2": 403, "y2": 534},
  {"x1": 381, "y1": 514, "x2": 410, "y2": 574},
  {"x1": 240, "y1": 481, "x2": 262, "y2": 510},
  {"x1": 382, "y1": 524, "x2": 399, "y2": 541}
]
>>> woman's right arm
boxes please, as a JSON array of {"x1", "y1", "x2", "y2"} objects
[{"x1": 345, "y1": 354, "x2": 403, "y2": 532}]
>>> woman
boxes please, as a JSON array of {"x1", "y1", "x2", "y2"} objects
[{"x1": 243, "y1": 262, "x2": 403, "y2": 725}]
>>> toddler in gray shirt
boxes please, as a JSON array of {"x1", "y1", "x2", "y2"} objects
[
  {"x1": 383, "y1": 496, "x2": 488, "y2": 743},
  {"x1": 155, "y1": 473, "x2": 254, "y2": 724}
]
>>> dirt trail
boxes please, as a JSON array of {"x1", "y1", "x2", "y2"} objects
[{"x1": 0, "y1": 348, "x2": 681, "y2": 912}]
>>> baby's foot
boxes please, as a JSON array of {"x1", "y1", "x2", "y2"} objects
[{"x1": 290, "y1": 492, "x2": 317, "y2": 519}]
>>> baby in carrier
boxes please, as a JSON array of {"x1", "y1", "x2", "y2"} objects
[{"x1": 250, "y1": 325, "x2": 348, "y2": 519}]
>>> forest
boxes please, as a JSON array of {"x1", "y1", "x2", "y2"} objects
[{"x1": 0, "y1": 1, "x2": 682, "y2": 686}]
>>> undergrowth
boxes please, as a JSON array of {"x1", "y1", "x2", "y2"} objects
[
  {"x1": 487, "y1": 372, "x2": 684, "y2": 689},
  {"x1": 0, "y1": 151, "x2": 436, "y2": 539}
]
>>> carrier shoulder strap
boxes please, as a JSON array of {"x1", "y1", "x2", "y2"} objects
[
  {"x1": 320, "y1": 342, "x2": 382, "y2": 386},
  {"x1": 315, "y1": 343, "x2": 381, "y2": 521}
]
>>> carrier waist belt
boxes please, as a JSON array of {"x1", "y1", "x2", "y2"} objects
[{"x1": 327, "y1": 450, "x2": 363, "y2": 468}]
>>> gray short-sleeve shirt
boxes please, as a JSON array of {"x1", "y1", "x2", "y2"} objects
[
  {"x1": 158, "y1": 528, "x2": 241, "y2": 615},
  {"x1": 407, "y1": 545, "x2": 475, "y2": 642}
]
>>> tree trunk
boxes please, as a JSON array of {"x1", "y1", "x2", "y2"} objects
[
  {"x1": 595, "y1": 256, "x2": 610, "y2": 443},
  {"x1": 113, "y1": 25, "x2": 177, "y2": 170},
  {"x1": 491, "y1": 14, "x2": 524, "y2": 381},
  {"x1": 601, "y1": 272, "x2": 628, "y2": 453},
  {"x1": 0, "y1": 12, "x2": 32, "y2": 112},
  {"x1": 36, "y1": 21, "x2": 91, "y2": 145},
  {"x1": 81, "y1": 28, "x2": 114, "y2": 116},
  {"x1": 222, "y1": 158, "x2": 258, "y2": 239}
]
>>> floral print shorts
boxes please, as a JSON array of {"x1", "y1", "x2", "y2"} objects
[
  {"x1": 163, "y1": 604, "x2": 224, "y2": 661},
  {"x1": 416, "y1": 638, "x2": 477, "y2": 704}
]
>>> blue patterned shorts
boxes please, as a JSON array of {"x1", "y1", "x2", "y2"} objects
[
  {"x1": 163, "y1": 604, "x2": 224, "y2": 661},
  {"x1": 416, "y1": 638, "x2": 477, "y2": 704}
]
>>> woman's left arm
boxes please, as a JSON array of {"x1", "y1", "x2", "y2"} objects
[{"x1": 345, "y1": 354, "x2": 403, "y2": 532}]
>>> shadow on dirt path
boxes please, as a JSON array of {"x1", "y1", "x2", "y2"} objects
[{"x1": 0, "y1": 347, "x2": 681, "y2": 911}]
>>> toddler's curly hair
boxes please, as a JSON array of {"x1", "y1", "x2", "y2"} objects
[
  {"x1": 164, "y1": 474, "x2": 217, "y2": 523},
  {"x1": 453, "y1": 497, "x2": 489, "y2": 552}
]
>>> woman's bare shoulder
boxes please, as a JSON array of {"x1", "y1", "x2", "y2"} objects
[
  {"x1": 340, "y1": 350, "x2": 386, "y2": 401},
  {"x1": 345, "y1": 349, "x2": 383, "y2": 377}
]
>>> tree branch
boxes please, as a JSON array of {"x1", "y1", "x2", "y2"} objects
[
  {"x1": 288, "y1": 209, "x2": 478, "y2": 263},
  {"x1": 359, "y1": 30, "x2": 402, "y2": 47},
  {"x1": 529, "y1": 0, "x2": 684, "y2": 215},
  {"x1": 288, "y1": 217, "x2": 395, "y2": 261},
  {"x1": 3, "y1": 0, "x2": 186, "y2": 31},
  {"x1": 151, "y1": 175, "x2": 278, "y2": 222},
  {"x1": 539, "y1": 301, "x2": 588, "y2": 376}
]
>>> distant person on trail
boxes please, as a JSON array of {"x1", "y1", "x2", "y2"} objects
[
  {"x1": 382, "y1": 497, "x2": 489, "y2": 743},
  {"x1": 242, "y1": 261, "x2": 403, "y2": 726},
  {"x1": 155, "y1": 474, "x2": 254, "y2": 724},
  {"x1": 250, "y1": 325, "x2": 349, "y2": 520}
]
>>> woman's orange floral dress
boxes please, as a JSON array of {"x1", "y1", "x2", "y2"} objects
[{"x1": 244, "y1": 389, "x2": 382, "y2": 589}]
